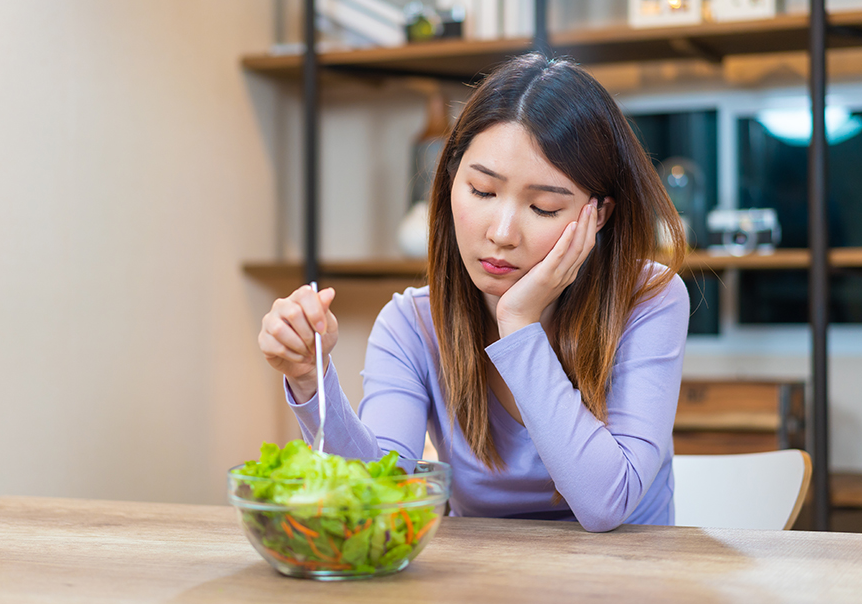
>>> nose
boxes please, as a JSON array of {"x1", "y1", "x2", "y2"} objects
[{"x1": 487, "y1": 203, "x2": 520, "y2": 248}]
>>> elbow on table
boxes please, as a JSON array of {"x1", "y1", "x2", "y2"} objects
[
  {"x1": 577, "y1": 514, "x2": 625, "y2": 533},
  {"x1": 569, "y1": 479, "x2": 641, "y2": 532}
]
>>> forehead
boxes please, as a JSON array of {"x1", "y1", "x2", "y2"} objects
[
  {"x1": 464, "y1": 122, "x2": 541, "y2": 159},
  {"x1": 461, "y1": 122, "x2": 580, "y2": 189}
]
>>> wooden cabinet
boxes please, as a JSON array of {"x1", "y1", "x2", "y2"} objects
[{"x1": 673, "y1": 380, "x2": 806, "y2": 454}]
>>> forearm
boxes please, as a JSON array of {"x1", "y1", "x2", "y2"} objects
[
  {"x1": 486, "y1": 325, "x2": 648, "y2": 531},
  {"x1": 285, "y1": 356, "x2": 330, "y2": 404},
  {"x1": 285, "y1": 361, "x2": 383, "y2": 460},
  {"x1": 486, "y1": 279, "x2": 686, "y2": 532}
]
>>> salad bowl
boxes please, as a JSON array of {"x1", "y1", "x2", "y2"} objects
[{"x1": 228, "y1": 441, "x2": 451, "y2": 580}]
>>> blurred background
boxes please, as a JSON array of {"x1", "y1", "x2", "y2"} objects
[{"x1": 2, "y1": 1, "x2": 862, "y2": 523}]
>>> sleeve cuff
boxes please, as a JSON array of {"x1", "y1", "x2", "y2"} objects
[
  {"x1": 284, "y1": 356, "x2": 337, "y2": 414},
  {"x1": 485, "y1": 322, "x2": 546, "y2": 364}
]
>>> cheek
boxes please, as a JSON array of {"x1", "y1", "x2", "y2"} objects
[
  {"x1": 528, "y1": 223, "x2": 568, "y2": 260},
  {"x1": 451, "y1": 194, "x2": 479, "y2": 245}
]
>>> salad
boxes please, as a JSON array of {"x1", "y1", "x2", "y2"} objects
[{"x1": 230, "y1": 440, "x2": 444, "y2": 576}]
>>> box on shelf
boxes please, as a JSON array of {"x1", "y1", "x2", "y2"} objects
[
  {"x1": 318, "y1": 0, "x2": 407, "y2": 48},
  {"x1": 710, "y1": 0, "x2": 777, "y2": 22},
  {"x1": 629, "y1": 0, "x2": 703, "y2": 28},
  {"x1": 549, "y1": 0, "x2": 628, "y2": 32},
  {"x1": 784, "y1": 0, "x2": 862, "y2": 13}
]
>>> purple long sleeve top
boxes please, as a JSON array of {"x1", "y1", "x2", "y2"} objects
[{"x1": 287, "y1": 270, "x2": 689, "y2": 532}]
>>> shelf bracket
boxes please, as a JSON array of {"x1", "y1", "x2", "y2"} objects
[{"x1": 669, "y1": 37, "x2": 723, "y2": 64}]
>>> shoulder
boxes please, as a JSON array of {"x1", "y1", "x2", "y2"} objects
[
  {"x1": 374, "y1": 285, "x2": 435, "y2": 343},
  {"x1": 368, "y1": 285, "x2": 438, "y2": 372},
  {"x1": 614, "y1": 262, "x2": 689, "y2": 359},
  {"x1": 638, "y1": 261, "x2": 688, "y2": 307},
  {"x1": 626, "y1": 262, "x2": 689, "y2": 329},
  {"x1": 381, "y1": 285, "x2": 431, "y2": 322}
]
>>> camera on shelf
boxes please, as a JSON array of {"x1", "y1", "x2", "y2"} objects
[{"x1": 706, "y1": 208, "x2": 782, "y2": 257}]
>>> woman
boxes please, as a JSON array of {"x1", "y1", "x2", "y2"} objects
[{"x1": 258, "y1": 53, "x2": 689, "y2": 532}]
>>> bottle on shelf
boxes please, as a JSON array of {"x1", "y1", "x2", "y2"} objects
[{"x1": 398, "y1": 83, "x2": 450, "y2": 258}]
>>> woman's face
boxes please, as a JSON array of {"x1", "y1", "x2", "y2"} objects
[{"x1": 451, "y1": 122, "x2": 593, "y2": 302}]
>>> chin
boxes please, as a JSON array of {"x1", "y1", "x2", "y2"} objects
[{"x1": 471, "y1": 275, "x2": 515, "y2": 299}]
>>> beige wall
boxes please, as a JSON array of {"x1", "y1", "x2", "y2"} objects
[
  {"x1": 0, "y1": 1, "x2": 288, "y2": 504},
  {"x1": 2, "y1": 2, "x2": 861, "y2": 509},
  {"x1": 0, "y1": 1, "x2": 459, "y2": 505}
]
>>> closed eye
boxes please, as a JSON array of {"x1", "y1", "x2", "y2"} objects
[
  {"x1": 532, "y1": 205, "x2": 560, "y2": 218},
  {"x1": 470, "y1": 184, "x2": 494, "y2": 198}
]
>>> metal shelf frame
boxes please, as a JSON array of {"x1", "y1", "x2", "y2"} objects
[{"x1": 293, "y1": 0, "x2": 835, "y2": 529}]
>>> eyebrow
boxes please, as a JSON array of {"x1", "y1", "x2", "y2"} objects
[{"x1": 469, "y1": 163, "x2": 573, "y2": 196}]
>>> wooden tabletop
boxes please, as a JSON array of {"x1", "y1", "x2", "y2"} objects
[{"x1": 2, "y1": 496, "x2": 861, "y2": 603}]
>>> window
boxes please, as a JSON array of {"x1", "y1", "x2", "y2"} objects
[
  {"x1": 629, "y1": 110, "x2": 720, "y2": 334},
  {"x1": 737, "y1": 111, "x2": 862, "y2": 323}
]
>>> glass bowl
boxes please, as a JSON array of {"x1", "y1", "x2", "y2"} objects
[{"x1": 227, "y1": 458, "x2": 451, "y2": 581}]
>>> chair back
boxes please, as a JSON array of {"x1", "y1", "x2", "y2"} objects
[{"x1": 673, "y1": 449, "x2": 812, "y2": 530}]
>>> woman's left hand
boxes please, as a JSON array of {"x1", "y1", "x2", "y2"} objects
[{"x1": 495, "y1": 198, "x2": 598, "y2": 338}]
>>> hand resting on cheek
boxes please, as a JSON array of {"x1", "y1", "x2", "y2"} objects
[{"x1": 495, "y1": 196, "x2": 605, "y2": 338}]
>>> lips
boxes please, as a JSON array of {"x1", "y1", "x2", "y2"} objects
[{"x1": 480, "y1": 258, "x2": 517, "y2": 275}]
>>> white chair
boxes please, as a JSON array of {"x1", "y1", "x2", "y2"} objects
[{"x1": 673, "y1": 450, "x2": 812, "y2": 530}]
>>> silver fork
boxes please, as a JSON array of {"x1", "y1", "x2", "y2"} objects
[{"x1": 310, "y1": 281, "x2": 326, "y2": 453}]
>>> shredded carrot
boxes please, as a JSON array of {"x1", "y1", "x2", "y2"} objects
[
  {"x1": 390, "y1": 512, "x2": 398, "y2": 531},
  {"x1": 286, "y1": 515, "x2": 319, "y2": 538},
  {"x1": 402, "y1": 477, "x2": 426, "y2": 486},
  {"x1": 328, "y1": 535, "x2": 342, "y2": 562},
  {"x1": 263, "y1": 546, "x2": 299, "y2": 565},
  {"x1": 263, "y1": 547, "x2": 352, "y2": 572},
  {"x1": 400, "y1": 509, "x2": 414, "y2": 543},
  {"x1": 343, "y1": 525, "x2": 353, "y2": 539},
  {"x1": 414, "y1": 517, "x2": 440, "y2": 542},
  {"x1": 305, "y1": 534, "x2": 337, "y2": 562},
  {"x1": 280, "y1": 520, "x2": 295, "y2": 539}
]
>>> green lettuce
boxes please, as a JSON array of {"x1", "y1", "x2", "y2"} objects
[{"x1": 231, "y1": 440, "x2": 442, "y2": 576}]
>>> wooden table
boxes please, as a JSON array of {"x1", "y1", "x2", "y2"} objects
[{"x1": 2, "y1": 496, "x2": 861, "y2": 603}]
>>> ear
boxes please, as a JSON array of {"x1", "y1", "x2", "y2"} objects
[{"x1": 595, "y1": 196, "x2": 615, "y2": 231}]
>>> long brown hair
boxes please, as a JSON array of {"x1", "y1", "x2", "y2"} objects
[{"x1": 427, "y1": 54, "x2": 686, "y2": 468}]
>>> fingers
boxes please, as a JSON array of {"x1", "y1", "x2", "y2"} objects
[
  {"x1": 258, "y1": 285, "x2": 338, "y2": 370},
  {"x1": 541, "y1": 199, "x2": 598, "y2": 287},
  {"x1": 317, "y1": 287, "x2": 337, "y2": 329},
  {"x1": 258, "y1": 329, "x2": 310, "y2": 365},
  {"x1": 296, "y1": 285, "x2": 335, "y2": 335},
  {"x1": 566, "y1": 198, "x2": 598, "y2": 267}
]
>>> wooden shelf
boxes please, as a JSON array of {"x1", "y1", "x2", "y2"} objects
[
  {"x1": 682, "y1": 247, "x2": 862, "y2": 272},
  {"x1": 243, "y1": 247, "x2": 862, "y2": 287},
  {"x1": 243, "y1": 258, "x2": 427, "y2": 283},
  {"x1": 242, "y1": 37, "x2": 532, "y2": 81},
  {"x1": 241, "y1": 11, "x2": 862, "y2": 80}
]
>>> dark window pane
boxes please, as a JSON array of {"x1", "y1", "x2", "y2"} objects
[
  {"x1": 739, "y1": 270, "x2": 862, "y2": 324},
  {"x1": 628, "y1": 111, "x2": 720, "y2": 334},
  {"x1": 683, "y1": 273, "x2": 720, "y2": 334},
  {"x1": 629, "y1": 111, "x2": 718, "y2": 249},
  {"x1": 737, "y1": 112, "x2": 862, "y2": 323}
]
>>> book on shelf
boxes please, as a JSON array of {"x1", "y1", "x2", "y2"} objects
[
  {"x1": 316, "y1": 0, "x2": 406, "y2": 48},
  {"x1": 502, "y1": 0, "x2": 535, "y2": 38}
]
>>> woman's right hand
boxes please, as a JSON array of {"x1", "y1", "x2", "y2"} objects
[{"x1": 258, "y1": 284, "x2": 338, "y2": 403}]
